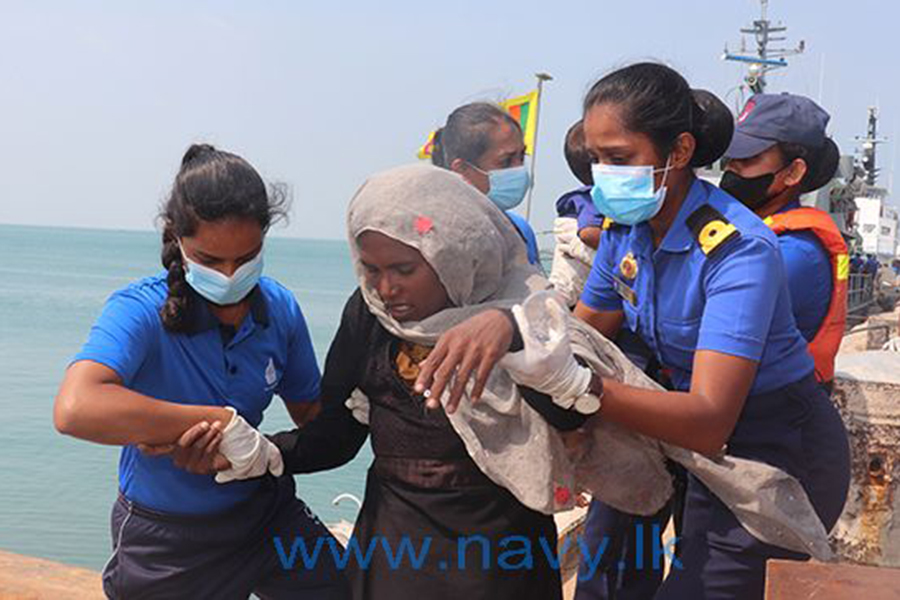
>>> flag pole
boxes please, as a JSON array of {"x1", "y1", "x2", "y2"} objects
[{"x1": 524, "y1": 72, "x2": 553, "y2": 222}]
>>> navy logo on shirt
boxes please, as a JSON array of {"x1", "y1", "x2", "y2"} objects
[
  {"x1": 619, "y1": 253, "x2": 639, "y2": 280},
  {"x1": 264, "y1": 358, "x2": 278, "y2": 390}
]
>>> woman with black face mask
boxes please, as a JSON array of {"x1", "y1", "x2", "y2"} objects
[{"x1": 720, "y1": 93, "x2": 846, "y2": 387}]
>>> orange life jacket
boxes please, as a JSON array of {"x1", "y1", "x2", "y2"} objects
[{"x1": 764, "y1": 208, "x2": 849, "y2": 383}]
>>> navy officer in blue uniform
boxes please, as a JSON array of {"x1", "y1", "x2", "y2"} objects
[
  {"x1": 415, "y1": 63, "x2": 851, "y2": 600},
  {"x1": 573, "y1": 63, "x2": 850, "y2": 599},
  {"x1": 54, "y1": 145, "x2": 349, "y2": 600}
]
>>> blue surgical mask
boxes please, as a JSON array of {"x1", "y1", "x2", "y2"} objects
[
  {"x1": 590, "y1": 158, "x2": 672, "y2": 225},
  {"x1": 180, "y1": 243, "x2": 264, "y2": 306},
  {"x1": 473, "y1": 164, "x2": 531, "y2": 210}
]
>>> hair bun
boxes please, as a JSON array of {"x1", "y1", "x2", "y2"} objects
[
  {"x1": 181, "y1": 143, "x2": 217, "y2": 167},
  {"x1": 689, "y1": 89, "x2": 733, "y2": 167},
  {"x1": 802, "y1": 137, "x2": 840, "y2": 193}
]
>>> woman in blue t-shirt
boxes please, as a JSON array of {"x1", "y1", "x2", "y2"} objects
[{"x1": 54, "y1": 144, "x2": 349, "y2": 599}]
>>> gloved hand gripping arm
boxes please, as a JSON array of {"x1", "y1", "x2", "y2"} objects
[
  {"x1": 499, "y1": 292, "x2": 600, "y2": 413},
  {"x1": 215, "y1": 407, "x2": 284, "y2": 483}
]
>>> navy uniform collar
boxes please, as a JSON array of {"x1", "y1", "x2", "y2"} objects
[
  {"x1": 182, "y1": 285, "x2": 269, "y2": 336},
  {"x1": 657, "y1": 178, "x2": 708, "y2": 254}
]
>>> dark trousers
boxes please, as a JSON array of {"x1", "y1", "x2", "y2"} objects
[
  {"x1": 102, "y1": 475, "x2": 351, "y2": 600},
  {"x1": 655, "y1": 374, "x2": 850, "y2": 600}
]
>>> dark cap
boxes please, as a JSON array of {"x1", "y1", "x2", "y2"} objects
[{"x1": 724, "y1": 93, "x2": 831, "y2": 160}]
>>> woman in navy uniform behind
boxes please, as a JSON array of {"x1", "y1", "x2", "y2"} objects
[
  {"x1": 417, "y1": 63, "x2": 851, "y2": 600},
  {"x1": 430, "y1": 102, "x2": 541, "y2": 266}
]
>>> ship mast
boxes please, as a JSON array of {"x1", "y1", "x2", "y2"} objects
[
  {"x1": 855, "y1": 107, "x2": 887, "y2": 187},
  {"x1": 722, "y1": 0, "x2": 804, "y2": 97}
]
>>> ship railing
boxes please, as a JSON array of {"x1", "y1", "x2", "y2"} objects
[{"x1": 847, "y1": 273, "x2": 877, "y2": 324}]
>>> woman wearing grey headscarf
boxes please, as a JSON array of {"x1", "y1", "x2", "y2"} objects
[{"x1": 267, "y1": 163, "x2": 582, "y2": 599}]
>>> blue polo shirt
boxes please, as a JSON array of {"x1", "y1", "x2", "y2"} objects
[
  {"x1": 556, "y1": 186, "x2": 605, "y2": 232},
  {"x1": 506, "y1": 211, "x2": 541, "y2": 266},
  {"x1": 774, "y1": 201, "x2": 833, "y2": 342},
  {"x1": 74, "y1": 274, "x2": 320, "y2": 515},
  {"x1": 581, "y1": 178, "x2": 813, "y2": 395}
]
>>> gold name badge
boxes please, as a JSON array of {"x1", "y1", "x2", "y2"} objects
[{"x1": 613, "y1": 276, "x2": 637, "y2": 306}]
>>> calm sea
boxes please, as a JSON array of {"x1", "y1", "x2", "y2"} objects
[{"x1": 0, "y1": 223, "x2": 372, "y2": 571}]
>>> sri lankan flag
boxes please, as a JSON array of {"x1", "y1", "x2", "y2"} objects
[
  {"x1": 417, "y1": 89, "x2": 540, "y2": 159},
  {"x1": 416, "y1": 130, "x2": 437, "y2": 160},
  {"x1": 500, "y1": 89, "x2": 539, "y2": 155}
]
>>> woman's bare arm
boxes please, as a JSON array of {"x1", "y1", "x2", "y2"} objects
[
  {"x1": 54, "y1": 360, "x2": 232, "y2": 446},
  {"x1": 573, "y1": 302, "x2": 623, "y2": 340}
]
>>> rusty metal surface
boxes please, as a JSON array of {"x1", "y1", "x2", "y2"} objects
[
  {"x1": 765, "y1": 559, "x2": 900, "y2": 599},
  {"x1": 831, "y1": 354, "x2": 900, "y2": 567}
]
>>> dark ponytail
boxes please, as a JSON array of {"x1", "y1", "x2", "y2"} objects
[
  {"x1": 431, "y1": 102, "x2": 521, "y2": 169},
  {"x1": 583, "y1": 63, "x2": 733, "y2": 168},
  {"x1": 157, "y1": 143, "x2": 289, "y2": 333}
]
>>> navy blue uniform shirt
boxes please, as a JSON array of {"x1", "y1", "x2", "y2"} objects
[
  {"x1": 581, "y1": 179, "x2": 813, "y2": 394},
  {"x1": 74, "y1": 274, "x2": 321, "y2": 514}
]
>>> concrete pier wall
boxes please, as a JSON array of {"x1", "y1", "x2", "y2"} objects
[{"x1": 0, "y1": 550, "x2": 102, "y2": 599}]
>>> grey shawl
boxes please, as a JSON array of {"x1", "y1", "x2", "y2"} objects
[{"x1": 345, "y1": 163, "x2": 833, "y2": 561}]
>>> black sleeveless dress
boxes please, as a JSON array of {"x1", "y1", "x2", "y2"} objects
[{"x1": 272, "y1": 290, "x2": 582, "y2": 600}]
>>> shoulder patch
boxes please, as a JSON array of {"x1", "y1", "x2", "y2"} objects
[{"x1": 685, "y1": 205, "x2": 740, "y2": 256}]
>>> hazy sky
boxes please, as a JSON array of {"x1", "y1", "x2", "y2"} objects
[{"x1": 2, "y1": 0, "x2": 897, "y2": 240}]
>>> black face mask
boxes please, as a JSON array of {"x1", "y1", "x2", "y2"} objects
[{"x1": 720, "y1": 170, "x2": 776, "y2": 211}]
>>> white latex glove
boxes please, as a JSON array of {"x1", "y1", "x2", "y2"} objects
[
  {"x1": 214, "y1": 407, "x2": 284, "y2": 484},
  {"x1": 883, "y1": 337, "x2": 900, "y2": 352},
  {"x1": 553, "y1": 217, "x2": 578, "y2": 247},
  {"x1": 344, "y1": 388, "x2": 370, "y2": 425},
  {"x1": 559, "y1": 235, "x2": 596, "y2": 267},
  {"x1": 553, "y1": 218, "x2": 596, "y2": 267},
  {"x1": 498, "y1": 291, "x2": 593, "y2": 409}
]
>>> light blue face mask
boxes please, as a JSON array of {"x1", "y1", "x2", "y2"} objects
[
  {"x1": 473, "y1": 164, "x2": 531, "y2": 210},
  {"x1": 180, "y1": 243, "x2": 264, "y2": 306},
  {"x1": 590, "y1": 158, "x2": 671, "y2": 225}
]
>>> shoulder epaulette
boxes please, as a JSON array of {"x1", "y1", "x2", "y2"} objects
[{"x1": 685, "y1": 204, "x2": 740, "y2": 256}]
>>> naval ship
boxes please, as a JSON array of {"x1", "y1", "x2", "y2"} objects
[{"x1": 717, "y1": 0, "x2": 899, "y2": 317}]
